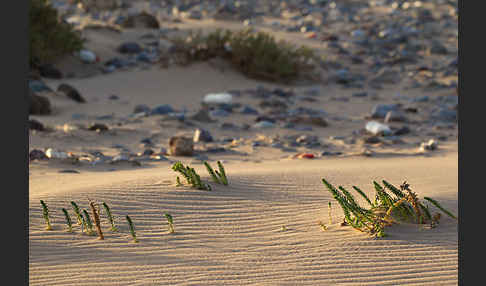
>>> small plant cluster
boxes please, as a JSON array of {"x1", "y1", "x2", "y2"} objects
[
  {"x1": 172, "y1": 161, "x2": 230, "y2": 190},
  {"x1": 30, "y1": 0, "x2": 84, "y2": 66},
  {"x1": 40, "y1": 200, "x2": 176, "y2": 243},
  {"x1": 170, "y1": 28, "x2": 317, "y2": 83},
  {"x1": 321, "y1": 179, "x2": 457, "y2": 238}
]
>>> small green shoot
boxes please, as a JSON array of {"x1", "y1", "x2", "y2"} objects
[
  {"x1": 62, "y1": 208, "x2": 73, "y2": 232},
  {"x1": 328, "y1": 201, "x2": 332, "y2": 225},
  {"x1": 102, "y1": 202, "x2": 118, "y2": 232},
  {"x1": 281, "y1": 225, "x2": 288, "y2": 231},
  {"x1": 176, "y1": 176, "x2": 182, "y2": 187},
  {"x1": 318, "y1": 221, "x2": 328, "y2": 231},
  {"x1": 71, "y1": 201, "x2": 83, "y2": 225},
  {"x1": 40, "y1": 200, "x2": 52, "y2": 230},
  {"x1": 165, "y1": 213, "x2": 175, "y2": 234},
  {"x1": 217, "y1": 161, "x2": 229, "y2": 185},
  {"x1": 423, "y1": 197, "x2": 457, "y2": 220},
  {"x1": 172, "y1": 161, "x2": 211, "y2": 190},
  {"x1": 126, "y1": 215, "x2": 138, "y2": 243},
  {"x1": 82, "y1": 209, "x2": 95, "y2": 236}
]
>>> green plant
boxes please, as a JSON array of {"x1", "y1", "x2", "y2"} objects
[
  {"x1": 322, "y1": 179, "x2": 457, "y2": 238},
  {"x1": 318, "y1": 221, "x2": 328, "y2": 231},
  {"x1": 126, "y1": 215, "x2": 138, "y2": 243},
  {"x1": 71, "y1": 201, "x2": 83, "y2": 225},
  {"x1": 40, "y1": 200, "x2": 52, "y2": 230},
  {"x1": 328, "y1": 202, "x2": 332, "y2": 225},
  {"x1": 30, "y1": 0, "x2": 84, "y2": 66},
  {"x1": 165, "y1": 213, "x2": 175, "y2": 234},
  {"x1": 176, "y1": 176, "x2": 182, "y2": 187},
  {"x1": 82, "y1": 209, "x2": 95, "y2": 236},
  {"x1": 62, "y1": 208, "x2": 73, "y2": 232},
  {"x1": 172, "y1": 161, "x2": 211, "y2": 190},
  {"x1": 203, "y1": 161, "x2": 229, "y2": 185},
  {"x1": 170, "y1": 28, "x2": 317, "y2": 83},
  {"x1": 102, "y1": 202, "x2": 118, "y2": 232}
]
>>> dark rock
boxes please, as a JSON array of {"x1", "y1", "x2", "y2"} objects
[
  {"x1": 259, "y1": 98, "x2": 288, "y2": 110},
  {"x1": 29, "y1": 91, "x2": 51, "y2": 115},
  {"x1": 88, "y1": 123, "x2": 109, "y2": 132},
  {"x1": 210, "y1": 109, "x2": 230, "y2": 117},
  {"x1": 150, "y1": 104, "x2": 175, "y2": 115},
  {"x1": 352, "y1": 92, "x2": 368, "y2": 97},
  {"x1": 393, "y1": 126, "x2": 411, "y2": 136},
  {"x1": 57, "y1": 84, "x2": 86, "y2": 103},
  {"x1": 384, "y1": 110, "x2": 407, "y2": 123},
  {"x1": 108, "y1": 95, "x2": 119, "y2": 100},
  {"x1": 29, "y1": 150, "x2": 48, "y2": 161},
  {"x1": 29, "y1": 119, "x2": 45, "y2": 131},
  {"x1": 240, "y1": 106, "x2": 259, "y2": 115},
  {"x1": 58, "y1": 169, "x2": 80, "y2": 174},
  {"x1": 290, "y1": 116, "x2": 328, "y2": 127},
  {"x1": 255, "y1": 116, "x2": 276, "y2": 123},
  {"x1": 121, "y1": 11, "x2": 159, "y2": 29},
  {"x1": 193, "y1": 128, "x2": 213, "y2": 143},
  {"x1": 169, "y1": 136, "x2": 194, "y2": 156},
  {"x1": 133, "y1": 104, "x2": 151, "y2": 114},
  {"x1": 362, "y1": 136, "x2": 382, "y2": 144},
  {"x1": 117, "y1": 42, "x2": 142, "y2": 54},
  {"x1": 38, "y1": 64, "x2": 62, "y2": 79},
  {"x1": 142, "y1": 149, "x2": 155, "y2": 156},
  {"x1": 404, "y1": 107, "x2": 418, "y2": 113},
  {"x1": 320, "y1": 151, "x2": 343, "y2": 156}
]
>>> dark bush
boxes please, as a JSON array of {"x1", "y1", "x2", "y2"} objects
[{"x1": 30, "y1": 0, "x2": 84, "y2": 67}]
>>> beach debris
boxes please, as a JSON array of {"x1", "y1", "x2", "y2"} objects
[
  {"x1": 203, "y1": 93, "x2": 233, "y2": 105},
  {"x1": 45, "y1": 148, "x2": 69, "y2": 159},
  {"x1": 419, "y1": 139, "x2": 438, "y2": 152},
  {"x1": 57, "y1": 83, "x2": 86, "y2": 103},
  {"x1": 169, "y1": 136, "x2": 194, "y2": 156},
  {"x1": 294, "y1": 153, "x2": 315, "y2": 159},
  {"x1": 89, "y1": 201, "x2": 104, "y2": 240},
  {"x1": 193, "y1": 128, "x2": 213, "y2": 143},
  {"x1": 365, "y1": 121, "x2": 392, "y2": 136}
]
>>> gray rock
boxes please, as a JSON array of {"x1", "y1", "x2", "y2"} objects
[
  {"x1": 150, "y1": 104, "x2": 175, "y2": 115},
  {"x1": 253, "y1": 121, "x2": 275, "y2": 129},
  {"x1": 117, "y1": 42, "x2": 142, "y2": 54},
  {"x1": 432, "y1": 108, "x2": 457, "y2": 122}
]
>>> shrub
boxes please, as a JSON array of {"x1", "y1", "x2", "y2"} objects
[
  {"x1": 170, "y1": 28, "x2": 317, "y2": 83},
  {"x1": 30, "y1": 0, "x2": 84, "y2": 66},
  {"x1": 322, "y1": 179, "x2": 457, "y2": 237}
]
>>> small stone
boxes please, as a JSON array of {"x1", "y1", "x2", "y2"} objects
[
  {"x1": 88, "y1": 123, "x2": 109, "y2": 132},
  {"x1": 58, "y1": 169, "x2": 80, "y2": 174},
  {"x1": 419, "y1": 139, "x2": 438, "y2": 151},
  {"x1": 365, "y1": 121, "x2": 392, "y2": 136},
  {"x1": 38, "y1": 64, "x2": 62, "y2": 79},
  {"x1": 142, "y1": 149, "x2": 154, "y2": 156},
  {"x1": 240, "y1": 106, "x2": 259, "y2": 115},
  {"x1": 133, "y1": 104, "x2": 151, "y2": 114},
  {"x1": 193, "y1": 128, "x2": 213, "y2": 143},
  {"x1": 384, "y1": 111, "x2": 407, "y2": 123},
  {"x1": 362, "y1": 136, "x2": 382, "y2": 144},
  {"x1": 169, "y1": 136, "x2": 194, "y2": 156},
  {"x1": 352, "y1": 92, "x2": 368, "y2": 97},
  {"x1": 210, "y1": 109, "x2": 230, "y2": 117},
  {"x1": 117, "y1": 42, "x2": 142, "y2": 54},
  {"x1": 29, "y1": 91, "x2": 51, "y2": 115},
  {"x1": 150, "y1": 104, "x2": 175, "y2": 115},
  {"x1": 29, "y1": 119, "x2": 45, "y2": 131},
  {"x1": 57, "y1": 84, "x2": 86, "y2": 103},
  {"x1": 108, "y1": 95, "x2": 119, "y2": 100},
  {"x1": 432, "y1": 108, "x2": 457, "y2": 122},
  {"x1": 190, "y1": 109, "x2": 215, "y2": 122},
  {"x1": 393, "y1": 126, "x2": 411, "y2": 136},
  {"x1": 79, "y1": 49, "x2": 97, "y2": 63},
  {"x1": 29, "y1": 149, "x2": 48, "y2": 161}
]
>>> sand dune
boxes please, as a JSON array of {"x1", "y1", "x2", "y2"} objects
[{"x1": 29, "y1": 154, "x2": 457, "y2": 286}]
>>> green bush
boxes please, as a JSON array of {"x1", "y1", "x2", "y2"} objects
[
  {"x1": 30, "y1": 0, "x2": 84, "y2": 66},
  {"x1": 171, "y1": 28, "x2": 317, "y2": 83}
]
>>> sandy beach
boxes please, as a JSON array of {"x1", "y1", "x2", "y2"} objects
[{"x1": 29, "y1": 0, "x2": 458, "y2": 285}]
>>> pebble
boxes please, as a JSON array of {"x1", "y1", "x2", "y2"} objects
[
  {"x1": 150, "y1": 104, "x2": 175, "y2": 115},
  {"x1": 365, "y1": 121, "x2": 392, "y2": 136},
  {"x1": 57, "y1": 84, "x2": 86, "y2": 103},
  {"x1": 88, "y1": 123, "x2": 109, "y2": 132},
  {"x1": 29, "y1": 119, "x2": 45, "y2": 131},
  {"x1": 240, "y1": 106, "x2": 259, "y2": 115},
  {"x1": 30, "y1": 149, "x2": 48, "y2": 161},
  {"x1": 203, "y1": 93, "x2": 233, "y2": 105},
  {"x1": 79, "y1": 49, "x2": 97, "y2": 63},
  {"x1": 117, "y1": 42, "x2": 143, "y2": 54},
  {"x1": 133, "y1": 104, "x2": 151, "y2": 114},
  {"x1": 45, "y1": 148, "x2": 69, "y2": 159},
  {"x1": 384, "y1": 111, "x2": 407, "y2": 123},
  {"x1": 419, "y1": 139, "x2": 438, "y2": 152},
  {"x1": 29, "y1": 91, "x2": 51, "y2": 115}
]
